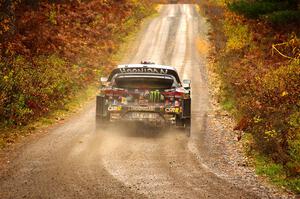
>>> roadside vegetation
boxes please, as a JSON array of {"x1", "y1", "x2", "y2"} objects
[
  {"x1": 202, "y1": 0, "x2": 300, "y2": 193},
  {"x1": 0, "y1": 0, "x2": 155, "y2": 148}
]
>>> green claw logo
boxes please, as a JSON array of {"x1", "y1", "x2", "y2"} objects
[{"x1": 150, "y1": 90, "x2": 163, "y2": 102}]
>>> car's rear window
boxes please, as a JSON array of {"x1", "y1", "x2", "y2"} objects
[{"x1": 114, "y1": 75, "x2": 175, "y2": 89}]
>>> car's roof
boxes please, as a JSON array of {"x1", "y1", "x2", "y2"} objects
[{"x1": 117, "y1": 64, "x2": 177, "y2": 71}]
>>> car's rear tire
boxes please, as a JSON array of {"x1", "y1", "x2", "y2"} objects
[{"x1": 96, "y1": 95, "x2": 108, "y2": 131}]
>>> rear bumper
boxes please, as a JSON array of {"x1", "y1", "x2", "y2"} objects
[
  {"x1": 109, "y1": 111, "x2": 177, "y2": 127},
  {"x1": 96, "y1": 100, "x2": 190, "y2": 128}
]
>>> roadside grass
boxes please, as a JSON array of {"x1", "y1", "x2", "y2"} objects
[
  {"x1": 254, "y1": 153, "x2": 300, "y2": 193},
  {"x1": 220, "y1": 93, "x2": 235, "y2": 113}
]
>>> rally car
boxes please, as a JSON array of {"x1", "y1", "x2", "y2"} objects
[{"x1": 96, "y1": 63, "x2": 191, "y2": 136}]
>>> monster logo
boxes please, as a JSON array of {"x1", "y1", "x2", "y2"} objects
[{"x1": 150, "y1": 90, "x2": 164, "y2": 102}]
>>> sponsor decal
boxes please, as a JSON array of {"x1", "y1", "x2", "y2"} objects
[
  {"x1": 121, "y1": 97, "x2": 127, "y2": 105},
  {"x1": 108, "y1": 106, "x2": 122, "y2": 111},
  {"x1": 165, "y1": 107, "x2": 180, "y2": 113},
  {"x1": 119, "y1": 67, "x2": 168, "y2": 74},
  {"x1": 149, "y1": 90, "x2": 164, "y2": 102},
  {"x1": 129, "y1": 106, "x2": 156, "y2": 111}
]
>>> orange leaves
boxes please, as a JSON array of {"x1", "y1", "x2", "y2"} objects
[
  {"x1": 281, "y1": 91, "x2": 288, "y2": 97},
  {"x1": 0, "y1": 0, "x2": 154, "y2": 126},
  {"x1": 209, "y1": 1, "x2": 300, "y2": 174}
]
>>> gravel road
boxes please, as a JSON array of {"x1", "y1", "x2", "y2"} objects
[{"x1": 0, "y1": 4, "x2": 293, "y2": 199}]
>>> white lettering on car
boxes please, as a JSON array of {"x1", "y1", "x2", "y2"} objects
[
  {"x1": 130, "y1": 106, "x2": 156, "y2": 111},
  {"x1": 119, "y1": 68, "x2": 168, "y2": 74}
]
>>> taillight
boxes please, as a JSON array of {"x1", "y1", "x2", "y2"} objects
[{"x1": 162, "y1": 91, "x2": 184, "y2": 98}]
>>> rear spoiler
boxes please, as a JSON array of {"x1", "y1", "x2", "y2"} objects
[{"x1": 108, "y1": 67, "x2": 181, "y2": 83}]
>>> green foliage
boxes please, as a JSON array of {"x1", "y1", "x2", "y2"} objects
[
  {"x1": 261, "y1": 61, "x2": 299, "y2": 104},
  {"x1": 221, "y1": 97, "x2": 236, "y2": 111},
  {"x1": 131, "y1": 0, "x2": 155, "y2": 19},
  {"x1": 223, "y1": 19, "x2": 252, "y2": 51},
  {"x1": 0, "y1": 55, "x2": 81, "y2": 125},
  {"x1": 264, "y1": 10, "x2": 300, "y2": 25},
  {"x1": 227, "y1": 0, "x2": 299, "y2": 26},
  {"x1": 288, "y1": 135, "x2": 300, "y2": 167},
  {"x1": 287, "y1": 111, "x2": 300, "y2": 175},
  {"x1": 218, "y1": 79, "x2": 237, "y2": 113},
  {"x1": 228, "y1": 0, "x2": 291, "y2": 18},
  {"x1": 117, "y1": 0, "x2": 155, "y2": 40},
  {"x1": 256, "y1": 155, "x2": 284, "y2": 178},
  {"x1": 48, "y1": 6, "x2": 57, "y2": 25},
  {"x1": 255, "y1": 153, "x2": 300, "y2": 193}
]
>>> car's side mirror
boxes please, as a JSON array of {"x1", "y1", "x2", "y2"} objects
[
  {"x1": 182, "y1": 79, "x2": 191, "y2": 89},
  {"x1": 100, "y1": 77, "x2": 108, "y2": 88}
]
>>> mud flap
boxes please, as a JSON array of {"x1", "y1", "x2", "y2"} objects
[
  {"x1": 184, "y1": 118, "x2": 191, "y2": 137},
  {"x1": 96, "y1": 95, "x2": 108, "y2": 129},
  {"x1": 182, "y1": 98, "x2": 191, "y2": 137},
  {"x1": 182, "y1": 98, "x2": 191, "y2": 118}
]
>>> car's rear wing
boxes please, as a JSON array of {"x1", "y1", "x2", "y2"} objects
[{"x1": 108, "y1": 67, "x2": 181, "y2": 84}]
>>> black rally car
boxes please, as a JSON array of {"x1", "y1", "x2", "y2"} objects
[{"x1": 96, "y1": 63, "x2": 191, "y2": 135}]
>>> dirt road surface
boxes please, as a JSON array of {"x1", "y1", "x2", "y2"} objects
[{"x1": 0, "y1": 4, "x2": 292, "y2": 199}]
